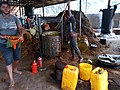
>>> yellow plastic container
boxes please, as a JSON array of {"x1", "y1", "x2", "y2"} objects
[
  {"x1": 79, "y1": 63, "x2": 92, "y2": 80},
  {"x1": 90, "y1": 67, "x2": 108, "y2": 90},
  {"x1": 61, "y1": 65, "x2": 78, "y2": 90}
]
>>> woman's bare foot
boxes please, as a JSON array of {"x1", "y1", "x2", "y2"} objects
[
  {"x1": 9, "y1": 80, "x2": 14, "y2": 88},
  {"x1": 13, "y1": 70, "x2": 22, "y2": 75}
]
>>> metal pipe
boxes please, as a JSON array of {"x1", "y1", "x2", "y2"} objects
[
  {"x1": 19, "y1": 6, "x2": 21, "y2": 17},
  {"x1": 38, "y1": 18, "x2": 43, "y2": 57},
  {"x1": 108, "y1": 0, "x2": 111, "y2": 9},
  {"x1": 79, "y1": 0, "x2": 81, "y2": 36},
  {"x1": 42, "y1": 0, "x2": 45, "y2": 17},
  {"x1": 61, "y1": 17, "x2": 64, "y2": 45},
  {"x1": 22, "y1": 7, "x2": 24, "y2": 17},
  {"x1": 111, "y1": 3, "x2": 120, "y2": 7},
  {"x1": 85, "y1": 0, "x2": 87, "y2": 14}
]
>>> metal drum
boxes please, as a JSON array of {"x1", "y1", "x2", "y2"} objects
[
  {"x1": 42, "y1": 31, "x2": 61, "y2": 57},
  {"x1": 101, "y1": 9, "x2": 115, "y2": 34}
]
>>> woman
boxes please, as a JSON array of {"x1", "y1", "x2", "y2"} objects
[{"x1": 0, "y1": 1, "x2": 24, "y2": 87}]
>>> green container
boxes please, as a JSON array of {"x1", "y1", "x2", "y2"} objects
[{"x1": 78, "y1": 36, "x2": 89, "y2": 53}]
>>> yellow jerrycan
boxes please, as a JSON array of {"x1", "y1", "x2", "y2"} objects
[
  {"x1": 61, "y1": 65, "x2": 79, "y2": 90},
  {"x1": 77, "y1": 35, "x2": 89, "y2": 53},
  {"x1": 79, "y1": 63, "x2": 92, "y2": 81},
  {"x1": 90, "y1": 67, "x2": 108, "y2": 90}
]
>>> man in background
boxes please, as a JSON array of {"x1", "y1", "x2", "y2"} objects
[{"x1": 64, "y1": 0, "x2": 83, "y2": 62}]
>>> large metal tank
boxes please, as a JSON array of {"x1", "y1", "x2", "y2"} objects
[
  {"x1": 101, "y1": 4, "x2": 117, "y2": 34},
  {"x1": 42, "y1": 31, "x2": 61, "y2": 57},
  {"x1": 101, "y1": 9, "x2": 115, "y2": 34}
]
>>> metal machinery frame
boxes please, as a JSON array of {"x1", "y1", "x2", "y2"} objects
[{"x1": 37, "y1": 17, "x2": 63, "y2": 57}]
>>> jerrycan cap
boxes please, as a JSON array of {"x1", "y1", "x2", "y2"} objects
[
  {"x1": 38, "y1": 57, "x2": 42, "y2": 60},
  {"x1": 33, "y1": 60, "x2": 37, "y2": 64},
  {"x1": 64, "y1": 65, "x2": 68, "y2": 68}
]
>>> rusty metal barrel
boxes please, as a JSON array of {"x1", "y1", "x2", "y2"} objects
[{"x1": 42, "y1": 31, "x2": 61, "y2": 57}]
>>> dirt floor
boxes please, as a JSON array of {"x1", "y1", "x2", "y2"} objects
[{"x1": 0, "y1": 35, "x2": 120, "y2": 90}]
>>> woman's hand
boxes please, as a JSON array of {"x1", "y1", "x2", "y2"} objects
[
  {"x1": 6, "y1": 35, "x2": 10, "y2": 39},
  {"x1": 18, "y1": 35, "x2": 24, "y2": 42},
  {"x1": 0, "y1": 35, "x2": 10, "y2": 39}
]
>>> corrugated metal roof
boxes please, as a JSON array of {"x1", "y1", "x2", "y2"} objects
[{"x1": 4, "y1": 0, "x2": 76, "y2": 7}]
